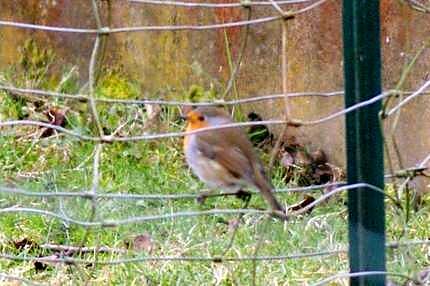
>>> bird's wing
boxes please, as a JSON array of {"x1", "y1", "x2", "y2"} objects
[{"x1": 195, "y1": 127, "x2": 258, "y2": 182}]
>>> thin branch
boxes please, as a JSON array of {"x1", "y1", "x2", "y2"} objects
[
  {"x1": 221, "y1": 7, "x2": 252, "y2": 99},
  {"x1": 402, "y1": 0, "x2": 430, "y2": 13},
  {"x1": 268, "y1": 7, "x2": 290, "y2": 173},
  {"x1": 289, "y1": 183, "x2": 395, "y2": 216}
]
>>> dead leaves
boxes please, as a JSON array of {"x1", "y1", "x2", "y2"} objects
[
  {"x1": 40, "y1": 107, "x2": 67, "y2": 137},
  {"x1": 132, "y1": 233, "x2": 154, "y2": 253},
  {"x1": 279, "y1": 138, "x2": 344, "y2": 191}
]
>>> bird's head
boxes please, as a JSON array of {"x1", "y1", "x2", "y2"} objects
[{"x1": 182, "y1": 106, "x2": 229, "y2": 130}]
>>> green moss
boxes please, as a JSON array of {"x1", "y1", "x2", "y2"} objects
[
  {"x1": 186, "y1": 84, "x2": 218, "y2": 102},
  {"x1": 96, "y1": 69, "x2": 140, "y2": 99}
]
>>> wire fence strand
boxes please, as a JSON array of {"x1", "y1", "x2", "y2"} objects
[
  {"x1": 0, "y1": 0, "x2": 429, "y2": 284},
  {"x1": 0, "y1": 0, "x2": 330, "y2": 34},
  {"x1": 0, "y1": 239, "x2": 428, "y2": 265},
  {"x1": 129, "y1": 0, "x2": 312, "y2": 8},
  {"x1": 0, "y1": 183, "x2": 409, "y2": 227}
]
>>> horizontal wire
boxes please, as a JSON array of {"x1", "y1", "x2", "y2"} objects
[
  {"x1": 2, "y1": 87, "x2": 420, "y2": 143},
  {"x1": 0, "y1": 250, "x2": 346, "y2": 264},
  {"x1": 39, "y1": 244, "x2": 128, "y2": 254},
  {"x1": 1, "y1": 72, "x2": 429, "y2": 146},
  {"x1": 386, "y1": 79, "x2": 430, "y2": 116},
  {"x1": 0, "y1": 207, "x2": 271, "y2": 227},
  {"x1": 0, "y1": 0, "x2": 427, "y2": 282},
  {"x1": 1, "y1": 164, "x2": 427, "y2": 201},
  {"x1": 0, "y1": 14, "x2": 277, "y2": 34},
  {"x1": 0, "y1": 0, "x2": 329, "y2": 34},
  {"x1": 0, "y1": 85, "x2": 344, "y2": 105},
  {"x1": 27, "y1": 238, "x2": 430, "y2": 256},
  {"x1": 0, "y1": 239, "x2": 428, "y2": 265},
  {"x1": 0, "y1": 183, "x2": 342, "y2": 200},
  {"x1": 0, "y1": 183, "x2": 389, "y2": 227},
  {"x1": 129, "y1": 0, "x2": 311, "y2": 8},
  {"x1": 0, "y1": 90, "x2": 396, "y2": 142},
  {"x1": 3, "y1": 85, "x2": 428, "y2": 107}
]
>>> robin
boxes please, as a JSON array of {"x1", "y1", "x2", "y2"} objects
[{"x1": 182, "y1": 106, "x2": 286, "y2": 219}]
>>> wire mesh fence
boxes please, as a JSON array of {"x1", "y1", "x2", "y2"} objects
[{"x1": 0, "y1": 0, "x2": 430, "y2": 285}]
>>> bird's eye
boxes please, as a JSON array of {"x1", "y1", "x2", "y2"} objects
[{"x1": 198, "y1": 115, "x2": 205, "y2": 121}]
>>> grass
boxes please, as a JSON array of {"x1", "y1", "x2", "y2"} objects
[
  {"x1": 0, "y1": 41, "x2": 429, "y2": 285},
  {"x1": 1, "y1": 125, "x2": 429, "y2": 285}
]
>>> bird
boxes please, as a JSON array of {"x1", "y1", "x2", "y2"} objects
[{"x1": 182, "y1": 106, "x2": 286, "y2": 219}]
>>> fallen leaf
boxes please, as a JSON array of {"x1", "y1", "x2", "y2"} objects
[
  {"x1": 228, "y1": 218, "x2": 240, "y2": 232},
  {"x1": 417, "y1": 267, "x2": 430, "y2": 283},
  {"x1": 294, "y1": 150, "x2": 312, "y2": 167},
  {"x1": 280, "y1": 151, "x2": 295, "y2": 168},
  {"x1": 133, "y1": 233, "x2": 154, "y2": 253},
  {"x1": 34, "y1": 261, "x2": 48, "y2": 271},
  {"x1": 41, "y1": 107, "x2": 67, "y2": 137},
  {"x1": 288, "y1": 195, "x2": 316, "y2": 214},
  {"x1": 13, "y1": 237, "x2": 38, "y2": 251},
  {"x1": 310, "y1": 149, "x2": 327, "y2": 165},
  {"x1": 313, "y1": 164, "x2": 333, "y2": 184}
]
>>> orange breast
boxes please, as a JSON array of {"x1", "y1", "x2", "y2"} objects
[{"x1": 183, "y1": 120, "x2": 209, "y2": 152}]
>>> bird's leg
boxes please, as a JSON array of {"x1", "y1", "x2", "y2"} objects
[
  {"x1": 196, "y1": 189, "x2": 216, "y2": 204},
  {"x1": 234, "y1": 189, "x2": 252, "y2": 203},
  {"x1": 196, "y1": 189, "x2": 252, "y2": 204}
]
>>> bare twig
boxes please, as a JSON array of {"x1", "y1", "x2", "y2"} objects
[
  {"x1": 221, "y1": 7, "x2": 252, "y2": 99},
  {"x1": 268, "y1": 7, "x2": 290, "y2": 173}
]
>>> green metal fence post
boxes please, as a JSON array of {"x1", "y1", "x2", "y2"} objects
[{"x1": 342, "y1": 0, "x2": 386, "y2": 285}]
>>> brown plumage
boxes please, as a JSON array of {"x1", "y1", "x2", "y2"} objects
[{"x1": 183, "y1": 106, "x2": 286, "y2": 218}]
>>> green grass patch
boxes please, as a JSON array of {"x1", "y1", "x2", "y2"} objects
[{"x1": 0, "y1": 42, "x2": 429, "y2": 284}]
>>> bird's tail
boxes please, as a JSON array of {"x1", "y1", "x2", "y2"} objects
[{"x1": 253, "y1": 171, "x2": 286, "y2": 220}]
